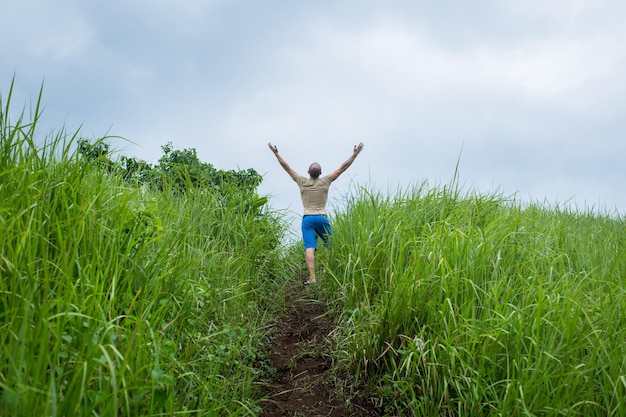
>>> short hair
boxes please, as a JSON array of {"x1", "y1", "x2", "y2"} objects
[{"x1": 308, "y1": 162, "x2": 322, "y2": 179}]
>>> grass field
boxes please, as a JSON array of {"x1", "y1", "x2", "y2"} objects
[
  {"x1": 0, "y1": 86, "x2": 297, "y2": 416},
  {"x1": 319, "y1": 184, "x2": 626, "y2": 416},
  {"x1": 2, "y1": 83, "x2": 625, "y2": 416}
]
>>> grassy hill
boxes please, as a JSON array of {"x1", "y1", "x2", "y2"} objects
[
  {"x1": 0, "y1": 86, "x2": 296, "y2": 416},
  {"x1": 319, "y1": 184, "x2": 625, "y2": 416},
  {"x1": 2, "y1": 85, "x2": 624, "y2": 416}
]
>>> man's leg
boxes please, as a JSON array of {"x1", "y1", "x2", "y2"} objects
[
  {"x1": 301, "y1": 216, "x2": 318, "y2": 284},
  {"x1": 318, "y1": 217, "x2": 332, "y2": 247},
  {"x1": 305, "y1": 248, "x2": 316, "y2": 283},
  {"x1": 306, "y1": 216, "x2": 331, "y2": 284}
]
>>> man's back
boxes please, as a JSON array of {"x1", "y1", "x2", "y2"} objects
[{"x1": 297, "y1": 175, "x2": 331, "y2": 215}]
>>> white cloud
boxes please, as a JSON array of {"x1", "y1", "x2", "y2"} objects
[
  {"x1": 476, "y1": 35, "x2": 625, "y2": 105},
  {"x1": 2, "y1": 1, "x2": 626, "y2": 218},
  {"x1": 3, "y1": 1, "x2": 93, "y2": 62}
]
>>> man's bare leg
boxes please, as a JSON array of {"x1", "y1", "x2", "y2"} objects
[{"x1": 305, "y1": 248, "x2": 317, "y2": 283}]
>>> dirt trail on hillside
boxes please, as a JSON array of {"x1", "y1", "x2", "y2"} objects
[{"x1": 259, "y1": 280, "x2": 380, "y2": 417}]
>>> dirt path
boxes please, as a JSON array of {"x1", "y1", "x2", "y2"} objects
[{"x1": 259, "y1": 281, "x2": 380, "y2": 417}]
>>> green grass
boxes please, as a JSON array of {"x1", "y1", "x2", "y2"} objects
[
  {"x1": 320, "y1": 184, "x2": 626, "y2": 416},
  {"x1": 4, "y1": 80, "x2": 625, "y2": 416},
  {"x1": 0, "y1": 83, "x2": 297, "y2": 416}
]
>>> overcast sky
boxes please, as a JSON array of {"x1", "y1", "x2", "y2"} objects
[{"x1": 3, "y1": 0, "x2": 625, "y2": 234}]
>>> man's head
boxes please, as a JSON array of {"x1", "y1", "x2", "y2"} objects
[{"x1": 308, "y1": 162, "x2": 322, "y2": 179}]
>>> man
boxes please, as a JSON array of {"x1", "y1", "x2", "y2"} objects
[{"x1": 268, "y1": 142, "x2": 365, "y2": 284}]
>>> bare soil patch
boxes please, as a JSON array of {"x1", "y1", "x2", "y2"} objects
[{"x1": 259, "y1": 280, "x2": 380, "y2": 417}]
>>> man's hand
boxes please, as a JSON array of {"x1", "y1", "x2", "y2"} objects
[
  {"x1": 268, "y1": 143, "x2": 279, "y2": 155},
  {"x1": 268, "y1": 142, "x2": 299, "y2": 180},
  {"x1": 328, "y1": 142, "x2": 365, "y2": 182}
]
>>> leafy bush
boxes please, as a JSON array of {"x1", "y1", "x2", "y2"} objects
[{"x1": 77, "y1": 139, "x2": 264, "y2": 201}]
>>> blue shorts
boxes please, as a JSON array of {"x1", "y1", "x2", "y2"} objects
[{"x1": 301, "y1": 215, "x2": 332, "y2": 249}]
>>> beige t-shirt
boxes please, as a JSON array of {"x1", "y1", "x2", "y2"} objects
[{"x1": 296, "y1": 175, "x2": 332, "y2": 215}]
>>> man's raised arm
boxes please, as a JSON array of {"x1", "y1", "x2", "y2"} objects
[
  {"x1": 268, "y1": 143, "x2": 299, "y2": 181},
  {"x1": 328, "y1": 142, "x2": 364, "y2": 182}
]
